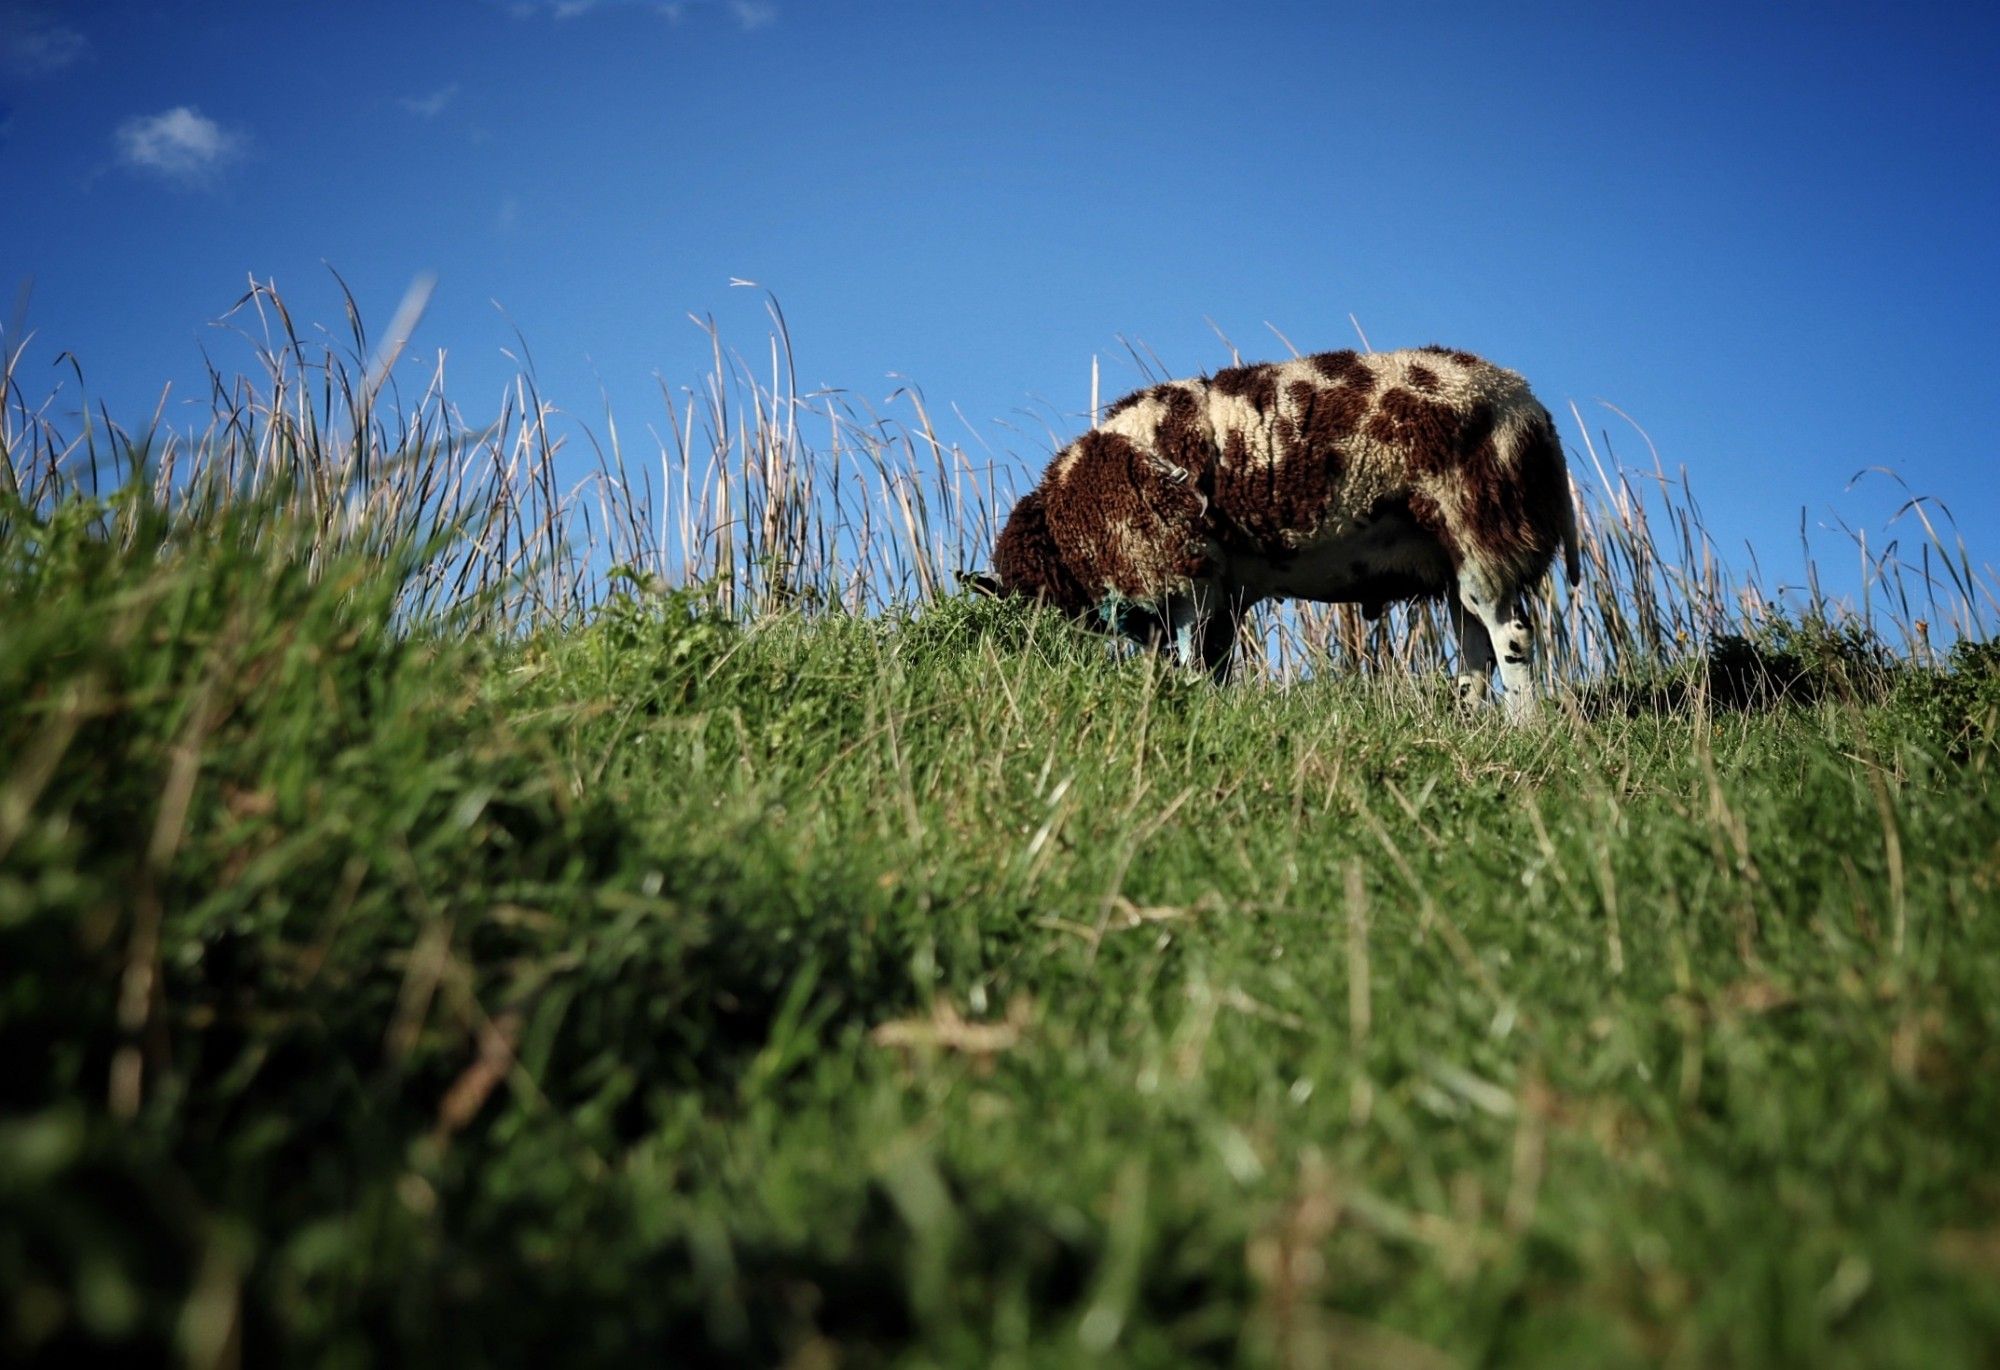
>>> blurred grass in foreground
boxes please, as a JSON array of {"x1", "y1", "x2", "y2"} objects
[{"x1": 3, "y1": 287, "x2": 1998, "y2": 1366}]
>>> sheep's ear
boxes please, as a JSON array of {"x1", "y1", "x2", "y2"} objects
[{"x1": 958, "y1": 570, "x2": 1005, "y2": 598}]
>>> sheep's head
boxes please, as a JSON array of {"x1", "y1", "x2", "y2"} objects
[
  {"x1": 960, "y1": 564, "x2": 1172, "y2": 662},
  {"x1": 965, "y1": 492, "x2": 1183, "y2": 661},
  {"x1": 981, "y1": 488, "x2": 1094, "y2": 617}
]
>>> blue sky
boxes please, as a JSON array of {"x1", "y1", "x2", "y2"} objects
[{"x1": 4, "y1": 0, "x2": 1997, "y2": 616}]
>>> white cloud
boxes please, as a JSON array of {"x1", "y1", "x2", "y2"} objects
[
  {"x1": 502, "y1": 0, "x2": 772, "y2": 26},
  {"x1": 1, "y1": 16, "x2": 88, "y2": 75},
  {"x1": 399, "y1": 83, "x2": 460, "y2": 118},
  {"x1": 114, "y1": 107, "x2": 246, "y2": 186},
  {"x1": 498, "y1": 0, "x2": 606, "y2": 15}
]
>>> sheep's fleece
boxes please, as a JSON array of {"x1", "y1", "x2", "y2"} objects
[{"x1": 988, "y1": 346, "x2": 1579, "y2": 715}]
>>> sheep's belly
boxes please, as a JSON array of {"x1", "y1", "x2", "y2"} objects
[{"x1": 1226, "y1": 515, "x2": 1453, "y2": 607}]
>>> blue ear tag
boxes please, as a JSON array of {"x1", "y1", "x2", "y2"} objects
[{"x1": 1174, "y1": 620, "x2": 1196, "y2": 666}]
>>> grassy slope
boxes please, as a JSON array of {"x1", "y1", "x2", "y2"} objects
[{"x1": 4, "y1": 495, "x2": 1999, "y2": 1367}]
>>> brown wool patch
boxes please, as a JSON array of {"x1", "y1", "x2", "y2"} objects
[
  {"x1": 1221, "y1": 428, "x2": 1251, "y2": 477},
  {"x1": 1285, "y1": 379, "x2": 1368, "y2": 454},
  {"x1": 1407, "y1": 363, "x2": 1441, "y2": 394},
  {"x1": 1150, "y1": 384, "x2": 1218, "y2": 481},
  {"x1": 1450, "y1": 402, "x2": 1501, "y2": 502},
  {"x1": 1209, "y1": 362, "x2": 1280, "y2": 413},
  {"x1": 1325, "y1": 383, "x2": 1374, "y2": 448},
  {"x1": 1217, "y1": 377, "x2": 1362, "y2": 544},
  {"x1": 1308, "y1": 350, "x2": 1375, "y2": 392},
  {"x1": 1514, "y1": 416, "x2": 1574, "y2": 568},
  {"x1": 1455, "y1": 413, "x2": 1568, "y2": 582},
  {"x1": 1214, "y1": 384, "x2": 1341, "y2": 551},
  {"x1": 1456, "y1": 433, "x2": 1511, "y2": 557},
  {"x1": 1043, "y1": 429, "x2": 1205, "y2": 600},
  {"x1": 1366, "y1": 388, "x2": 1467, "y2": 476},
  {"x1": 1212, "y1": 428, "x2": 1279, "y2": 548},
  {"x1": 993, "y1": 488, "x2": 1092, "y2": 614},
  {"x1": 1416, "y1": 344, "x2": 1483, "y2": 367},
  {"x1": 1461, "y1": 400, "x2": 1497, "y2": 455}
]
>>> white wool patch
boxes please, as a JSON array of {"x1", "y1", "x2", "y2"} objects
[
  {"x1": 1098, "y1": 399, "x2": 1162, "y2": 443},
  {"x1": 1201, "y1": 389, "x2": 1273, "y2": 458}
]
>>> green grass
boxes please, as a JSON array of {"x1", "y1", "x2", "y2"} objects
[{"x1": 4, "y1": 485, "x2": 1998, "y2": 1367}]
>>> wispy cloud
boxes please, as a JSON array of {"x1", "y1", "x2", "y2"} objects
[
  {"x1": 400, "y1": 83, "x2": 460, "y2": 118},
  {"x1": 114, "y1": 107, "x2": 246, "y2": 187},
  {"x1": 502, "y1": 0, "x2": 603, "y2": 15},
  {"x1": 1, "y1": 13, "x2": 89, "y2": 76},
  {"x1": 503, "y1": 0, "x2": 776, "y2": 28}
]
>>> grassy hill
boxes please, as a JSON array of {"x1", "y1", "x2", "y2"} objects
[{"x1": 4, "y1": 299, "x2": 1998, "y2": 1365}]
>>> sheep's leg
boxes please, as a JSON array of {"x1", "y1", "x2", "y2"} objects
[
  {"x1": 1458, "y1": 580, "x2": 1537, "y2": 721},
  {"x1": 1132, "y1": 591, "x2": 1206, "y2": 672},
  {"x1": 1451, "y1": 588, "x2": 1497, "y2": 708},
  {"x1": 1196, "y1": 586, "x2": 1252, "y2": 683},
  {"x1": 1152, "y1": 591, "x2": 1201, "y2": 670},
  {"x1": 1154, "y1": 582, "x2": 1246, "y2": 682}
]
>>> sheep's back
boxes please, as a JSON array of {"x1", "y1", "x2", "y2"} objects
[{"x1": 997, "y1": 345, "x2": 1572, "y2": 610}]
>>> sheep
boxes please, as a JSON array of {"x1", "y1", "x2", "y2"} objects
[{"x1": 977, "y1": 346, "x2": 1580, "y2": 718}]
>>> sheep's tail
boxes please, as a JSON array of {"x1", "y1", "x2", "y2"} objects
[
  {"x1": 1560, "y1": 475, "x2": 1582, "y2": 587},
  {"x1": 1527, "y1": 404, "x2": 1582, "y2": 587},
  {"x1": 1502, "y1": 404, "x2": 1583, "y2": 589}
]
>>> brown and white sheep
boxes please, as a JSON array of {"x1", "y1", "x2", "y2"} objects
[{"x1": 980, "y1": 346, "x2": 1580, "y2": 718}]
